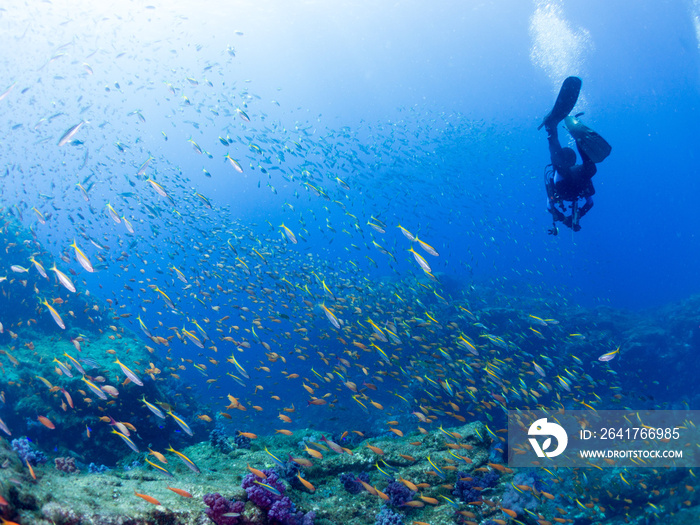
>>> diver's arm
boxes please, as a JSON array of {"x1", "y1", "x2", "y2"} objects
[
  {"x1": 547, "y1": 198, "x2": 566, "y2": 223},
  {"x1": 579, "y1": 196, "x2": 593, "y2": 218}
]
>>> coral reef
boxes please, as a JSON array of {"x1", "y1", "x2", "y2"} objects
[
  {"x1": 202, "y1": 469, "x2": 315, "y2": 525},
  {"x1": 0, "y1": 412, "x2": 697, "y2": 525}
]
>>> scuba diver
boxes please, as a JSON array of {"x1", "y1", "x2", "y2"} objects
[{"x1": 539, "y1": 76, "x2": 611, "y2": 234}]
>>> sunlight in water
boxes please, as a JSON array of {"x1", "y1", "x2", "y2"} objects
[{"x1": 529, "y1": 0, "x2": 592, "y2": 94}]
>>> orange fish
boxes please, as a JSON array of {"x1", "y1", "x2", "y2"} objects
[
  {"x1": 304, "y1": 445, "x2": 323, "y2": 460},
  {"x1": 487, "y1": 462, "x2": 509, "y2": 472},
  {"x1": 61, "y1": 388, "x2": 73, "y2": 409},
  {"x1": 393, "y1": 478, "x2": 416, "y2": 494},
  {"x1": 26, "y1": 459, "x2": 36, "y2": 480},
  {"x1": 238, "y1": 432, "x2": 257, "y2": 440},
  {"x1": 149, "y1": 449, "x2": 168, "y2": 463},
  {"x1": 134, "y1": 490, "x2": 160, "y2": 505},
  {"x1": 289, "y1": 456, "x2": 313, "y2": 468},
  {"x1": 365, "y1": 444, "x2": 384, "y2": 455},
  {"x1": 297, "y1": 473, "x2": 315, "y2": 493},
  {"x1": 247, "y1": 463, "x2": 267, "y2": 480},
  {"x1": 374, "y1": 486, "x2": 389, "y2": 501},
  {"x1": 37, "y1": 415, "x2": 55, "y2": 429},
  {"x1": 167, "y1": 486, "x2": 192, "y2": 498}
]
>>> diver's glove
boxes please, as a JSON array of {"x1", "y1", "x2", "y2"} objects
[
  {"x1": 573, "y1": 223, "x2": 581, "y2": 232},
  {"x1": 545, "y1": 123, "x2": 556, "y2": 139}
]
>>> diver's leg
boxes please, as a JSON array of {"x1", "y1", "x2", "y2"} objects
[{"x1": 546, "y1": 124, "x2": 564, "y2": 165}]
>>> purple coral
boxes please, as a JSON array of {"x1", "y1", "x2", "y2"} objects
[
  {"x1": 11, "y1": 437, "x2": 48, "y2": 465},
  {"x1": 453, "y1": 470, "x2": 500, "y2": 503},
  {"x1": 242, "y1": 469, "x2": 285, "y2": 509},
  {"x1": 209, "y1": 425, "x2": 233, "y2": 453},
  {"x1": 203, "y1": 493, "x2": 246, "y2": 525},
  {"x1": 88, "y1": 463, "x2": 110, "y2": 473},
  {"x1": 269, "y1": 497, "x2": 316, "y2": 525},
  {"x1": 384, "y1": 480, "x2": 414, "y2": 506},
  {"x1": 500, "y1": 472, "x2": 540, "y2": 515},
  {"x1": 279, "y1": 459, "x2": 302, "y2": 483},
  {"x1": 241, "y1": 469, "x2": 315, "y2": 524},
  {"x1": 375, "y1": 506, "x2": 404, "y2": 525},
  {"x1": 234, "y1": 430, "x2": 252, "y2": 450},
  {"x1": 339, "y1": 471, "x2": 370, "y2": 494}
]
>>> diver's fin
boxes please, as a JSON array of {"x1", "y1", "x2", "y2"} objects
[
  {"x1": 564, "y1": 116, "x2": 612, "y2": 163},
  {"x1": 538, "y1": 76, "x2": 582, "y2": 130}
]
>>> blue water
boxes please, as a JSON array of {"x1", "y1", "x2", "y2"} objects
[
  {"x1": 1, "y1": 0, "x2": 700, "y2": 513},
  {"x1": 1, "y1": 0, "x2": 697, "y2": 313}
]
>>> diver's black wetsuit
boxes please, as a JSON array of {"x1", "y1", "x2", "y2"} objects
[{"x1": 545, "y1": 124, "x2": 596, "y2": 232}]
